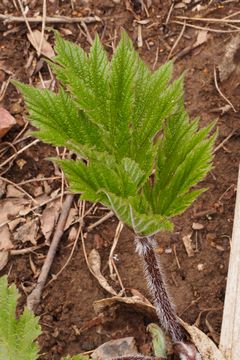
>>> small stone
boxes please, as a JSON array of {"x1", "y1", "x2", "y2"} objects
[
  {"x1": 165, "y1": 247, "x2": 172, "y2": 254},
  {"x1": 92, "y1": 337, "x2": 138, "y2": 360},
  {"x1": 197, "y1": 263, "x2": 204, "y2": 271},
  {"x1": 192, "y1": 222, "x2": 204, "y2": 230}
]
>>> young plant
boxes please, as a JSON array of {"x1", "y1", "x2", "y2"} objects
[
  {"x1": 0, "y1": 276, "x2": 41, "y2": 360},
  {"x1": 14, "y1": 31, "x2": 215, "y2": 359},
  {"x1": 0, "y1": 276, "x2": 90, "y2": 360}
]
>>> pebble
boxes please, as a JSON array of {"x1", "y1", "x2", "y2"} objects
[
  {"x1": 192, "y1": 222, "x2": 204, "y2": 230},
  {"x1": 197, "y1": 263, "x2": 205, "y2": 271},
  {"x1": 92, "y1": 337, "x2": 138, "y2": 359}
]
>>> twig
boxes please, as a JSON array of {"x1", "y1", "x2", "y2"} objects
[
  {"x1": 0, "y1": 14, "x2": 101, "y2": 24},
  {"x1": 27, "y1": 194, "x2": 74, "y2": 312},
  {"x1": 80, "y1": 21, "x2": 93, "y2": 45},
  {"x1": 87, "y1": 210, "x2": 114, "y2": 231},
  {"x1": 172, "y1": 20, "x2": 240, "y2": 33},
  {"x1": 214, "y1": 130, "x2": 235, "y2": 154},
  {"x1": 213, "y1": 66, "x2": 237, "y2": 113},
  {"x1": 10, "y1": 244, "x2": 46, "y2": 255},
  {"x1": 46, "y1": 202, "x2": 84, "y2": 286}
]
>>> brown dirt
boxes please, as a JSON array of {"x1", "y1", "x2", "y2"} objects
[{"x1": 1, "y1": 0, "x2": 240, "y2": 359}]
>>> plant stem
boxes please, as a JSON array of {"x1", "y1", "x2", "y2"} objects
[{"x1": 135, "y1": 235, "x2": 184, "y2": 343}]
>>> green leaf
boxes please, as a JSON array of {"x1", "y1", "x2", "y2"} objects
[
  {"x1": 14, "y1": 31, "x2": 216, "y2": 236},
  {"x1": 0, "y1": 276, "x2": 41, "y2": 360},
  {"x1": 104, "y1": 192, "x2": 172, "y2": 236},
  {"x1": 147, "y1": 323, "x2": 167, "y2": 358}
]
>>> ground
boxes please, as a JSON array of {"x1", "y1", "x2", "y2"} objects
[{"x1": 0, "y1": 0, "x2": 239, "y2": 359}]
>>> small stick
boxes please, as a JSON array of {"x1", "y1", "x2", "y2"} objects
[
  {"x1": 0, "y1": 14, "x2": 101, "y2": 24},
  {"x1": 172, "y1": 20, "x2": 240, "y2": 33},
  {"x1": 214, "y1": 130, "x2": 235, "y2": 154},
  {"x1": 213, "y1": 67, "x2": 237, "y2": 112},
  {"x1": 87, "y1": 210, "x2": 114, "y2": 231},
  {"x1": 10, "y1": 244, "x2": 46, "y2": 255},
  {"x1": 26, "y1": 194, "x2": 74, "y2": 312},
  {"x1": 46, "y1": 216, "x2": 83, "y2": 287},
  {"x1": 220, "y1": 166, "x2": 240, "y2": 360}
]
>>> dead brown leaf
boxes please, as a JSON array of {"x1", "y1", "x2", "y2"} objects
[
  {"x1": 40, "y1": 198, "x2": 61, "y2": 242},
  {"x1": 89, "y1": 249, "x2": 117, "y2": 296},
  {"x1": 94, "y1": 295, "x2": 156, "y2": 319},
  {"x1": 64, "y1": 207, "x2": 78, "y2": 231},
  {"x1": 194, "y1": 30, "x2": 208, "y2": 47},
  {"x1": 179, "y1": 319, "x2": 226, "y2": 360},
  {"x1": 27, "y1": 30, "x2": 55, "y2": 58},
  {"x1": 6, "y1": 184, "x2": 23, "y2": 198},
  {"x1": 0, "y1": 108, "x2": 16, "y2": 137},
  {"x1": 13, "y1": 219, "x2": 39, "y2": 245},
  {"x1": 0, "y1": 197, "x2": 31, "y2": 270}
]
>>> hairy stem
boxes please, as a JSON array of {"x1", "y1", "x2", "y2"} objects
[{"x1": 135, "y1": 235, "x2": 184, "y2": 343}]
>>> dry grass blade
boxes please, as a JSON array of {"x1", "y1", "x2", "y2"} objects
[
  {"x1": 38, "y1": 0, "x2": 47, "y2": 56},
  {"x1": 213, "y1": 66, "x2": 237, "y2": 112},
  {"x1": 172, "y1": 21, "x2": 240, "y2": 33},
  {"x1": 108, "y1": 221, "x2": 123, "y2": 276},
  {"x1": 0, "y1": 138, "x2": 39, "y2": 170},
  {"x1": 176, "y1": 15, "x2": 240, "y2": 24},
  {"x1": 167, "y1": 20, "x2": 186, "y2": 60}
]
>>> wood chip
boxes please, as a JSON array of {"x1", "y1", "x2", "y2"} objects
[{"x1": 182, "y1": 234, "x2": 195, "y2": 257}]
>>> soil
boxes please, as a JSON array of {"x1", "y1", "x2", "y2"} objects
[{"x1": 0, "y1": 0, "x2": 240, "y2": 359}]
